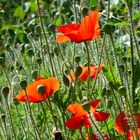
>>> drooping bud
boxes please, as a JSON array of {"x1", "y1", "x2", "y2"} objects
[
  {"x1": 2, "y1": 86, "x2": 9, "y2": 99},
  {"x1": 32, "y1": 70, "x2": 38, "y2": 80},
  {"x1": 20, "y1": 80, "x2": 27, "y2": 90}
]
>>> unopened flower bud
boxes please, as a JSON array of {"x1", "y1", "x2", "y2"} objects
[
  {"x1": 20, "y1": 80, "x2": 27, "y2": 89},
  {"x1": 2, "y1": 87, "x2": 9, "y2": 99},
  {"x1": 32, "y1": 70, "x2": 38, "y2": 80}
]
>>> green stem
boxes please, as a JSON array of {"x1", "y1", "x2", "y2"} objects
[
  {"x1": 36, "y1": 0, "x2": 55, "y2": 76},
  {"x1": 5, "y1": 99, "x2": 17, "y2": 139},
  {"x1": 24, "y1": 89, "x2": 41, "y2": 140},
  {"x1": 89, "y1": 113, "x2": 104, "y2": 140}
]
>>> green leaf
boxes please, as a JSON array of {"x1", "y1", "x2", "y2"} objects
[
  {"x1": 108, "y1": 17, "x2": 129, "y2": 26},
  {"x1": 30, "y1": 1, "x2": 38, "y2": 12},
  {"x1": 89, "y1": 0, "x2": 96, "y2": 7},
  {"x1": 103, "y1": 119, "x2": 115, "y2": 131},
  {"x1": 14, "y1": 6, "x2": 26, "y2": 20}
]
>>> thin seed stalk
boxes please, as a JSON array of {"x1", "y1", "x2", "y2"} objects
[
  {"x1": 24, "y1": 89, "x2": 41, "y2": 140},
  {"x1": 4, "y1": 99, "x2": 17, "y2": 139},
  {"x1": 36, "y1": 0, "x2": 55, "y2": 76}
]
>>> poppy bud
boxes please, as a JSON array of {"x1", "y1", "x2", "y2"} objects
[
  {"x1": 27, "y1": 49, "x2": 34, "y2": 57},
  {"x1": 5, "y1": 43, "x2": 10, "y2": 51},
  {"x1": 0, "y1": 57, "x2": 5, "y2": 66},
  {"x1": 20, "y1": 80, "x2": 27, "y2": 89},
  {"x1": 11, "y1": 66, "x2": 14, "y2": 71},
  {"x1": 37, "y1": 85, "x2": 46, "y2": 95},
  {"x1": 48, "y1": 24, "x2": 56, "y2": 32},
  {"x1": 35, "y1": 25, "x2": 41, "y2": 34},
  {"x1": 135, "y1": 98, "x2": 139, "y2": 103},
  {"x1": 81, "y1": 7, "x2": 89, "y2": 16},
  {"x1": 18, "y1": 65, "x2": 23, "y2": 71},
  {"x1": 128, "y1": 70, "x2": 131, "y2": 75},
  {"x1": 63, "y1": 74, "x2": 70, "y2": 87},
  {"x1": 107, "y1": 100, "x2": 113, "y2": 109},
  {"x1": 8, "y1": 37, "x2": 13, "y2": 44},
  {"x1": 74, "y1": 56, "x2": 81, "y2": 64},
  {"x1": 2, "y1": 87, "x2": 9, "y2": 99},
  {"x1": 75, "y1": 66, "x2": 82, "y2": 78},
  {"x1": 101, "y1": 87, "x2": 107, "y2": 97},
  {"x1": 122, "y1": 56, "x2": 127, "y2": 63},
  {"x1": 103, "y1": 24, "x2": 115, "y2": 35},
  {"x1": 54, "y1": 47, "x2": 60, "y2": 56},
  {"x1": 119, "y1": 64, "x2": 125, "y2": 72},
  {"x1": 118, "y1": 86, "x2": 127, "y2": 96},
  {"x1": 53, "y1": 130, "x2": 62, "y2": 140},
  {"x1": 32, "y1": 70, "x2": 38, "y2": 80},
  {"x1": 36, "y1": 58, "x2": 42, "y2": 65},
  {"x1": 1, "y1": 114, "x2": 6, "y2": 121}
]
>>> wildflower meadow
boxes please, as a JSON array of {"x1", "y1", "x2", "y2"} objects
[{"x1": 0, "y1": 0, "x2": 140, "y2": 140}]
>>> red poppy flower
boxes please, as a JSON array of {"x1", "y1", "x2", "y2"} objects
[
  {"x1": 56, "y1": 11, "x2": 100, "y2": 43},
  {"x1": 68, "y1": 64, "x2": 104, "y2": 82},
  {"x1": 114, "y1": 111, "x2": 140, "y2": 140},
  {"x1": 65, "y1": 100, "x2": 109, "y2": 129},
  {"x1": 56, "y1": 34, "x2": 70, "y2": 44},
  {"x1": 14, "y1": 77, "x2": 60, "y2": 103},
  {"x1": 85, "y1": 132, "x2": 110, "y2": 140}
]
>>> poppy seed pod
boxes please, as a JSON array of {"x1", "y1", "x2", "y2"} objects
[
  {"x1": 20, "y1": 80, "x2": 27, "y2": 89},
  {"x1": 2, "y1": 87, "x2": 9, "y2": 99},
  {"x1": 37, "y1": 85, "x2": 46, "y2": 95}
]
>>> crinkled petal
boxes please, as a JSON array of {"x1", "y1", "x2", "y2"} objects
[
  {"x1": 67, "y1": 103, "x2": 88, "y2": 116},
  {"x1": 93, "y1": 112, "x2": 110, "y2": 122},
  {"x1": 56, "y1": 34, "x2": 70, "y2": 44},
  {"x1": 114, "y1": 111, "x2": 129, "y2": 135},
  {"x1": 65, "y1": 115, "x2": 90, "y2": 129},
  {"x1": 14, "y1": 77, "x2": 60, "y2": 103}
]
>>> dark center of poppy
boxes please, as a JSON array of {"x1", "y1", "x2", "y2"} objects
[{"x1": 37, "y1": 85, "x2": 46, "y2": 95}]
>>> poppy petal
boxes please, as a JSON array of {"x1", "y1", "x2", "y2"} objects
[
  {"x1": 90, "y1": 100, "x2": 101, "y2": 112},
  {"x1": 65, "y1": 115, "x2": 90, "y2": 129},
  {"x1": 56, "y1": 34, "x2": 70, "y2": 44},
  {"x1": 78, "y1": 11, "x2": 100, "y2": 41},
  {"x1": 93, "y1": 112, "x2": 110, "y2": 122},
  {"x1": 57, "y1": 11, "x2": 100, "y2": 42},
  {"x1": 114, "y1": 111, "x2": 128, "y2": 135},
  {"x1": 14, "y1": 77, "x2": 59, "y2": 103},
  {"x1": 58, "y1": 23, "x2": 80, "y2": 33},
  {"x1": 67, "y1": 103, "x2": 88, "y2": 116},
  {"x1": 86, "y1": 133, "x2": 110, "y2": 140},
  {"x1": 47, "y1": 77, "x2": 60, "y2": 94}
]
